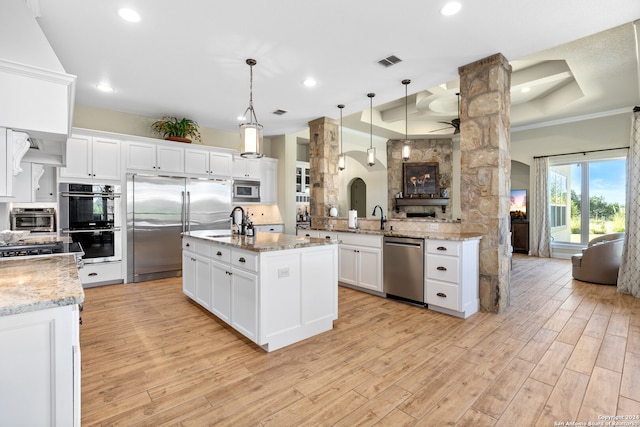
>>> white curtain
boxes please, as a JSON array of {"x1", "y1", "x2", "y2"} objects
[
  {"x1": 530, "y1": 157, "x2": 551, "y2": 257},
  {"x1": 617, "y1": 108, "x2": 640, "y2": 296}
]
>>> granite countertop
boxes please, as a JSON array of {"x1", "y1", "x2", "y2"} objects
[
  {"x1": 310, "y1": 227, "x2": 483, "y2": 241},
  {"x1": 0, "y1": 254, "x2": 84, "y2": 317},
  {"x1": 184, "y1": 230, "x2": 338, "y2": 252}
]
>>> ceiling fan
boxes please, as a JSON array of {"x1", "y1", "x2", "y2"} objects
[{"x1": 430, "y1": 92, "x2": 460, "y2": 134}]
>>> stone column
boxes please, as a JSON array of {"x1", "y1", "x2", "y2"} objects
[
  {"x1": 458, "y1": 53, "x2": 512, "y2": 313},
  {"x1": 308, "y1": 117, "x2": 340, "y2": 229}
]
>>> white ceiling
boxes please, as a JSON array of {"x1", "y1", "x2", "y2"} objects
[{"x1": 33, "y1": 0, "x2": 640, "y2": 139}]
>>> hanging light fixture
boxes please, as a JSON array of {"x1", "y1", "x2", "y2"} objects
[
  {"x1": 367, "y1": 93, "x2": 376, "y2": 166},
  {"x1": 239, "y1": 58, "x2": 263, "y2": 159},
  {"x1": 402, "y1": 79, "x2": 411, "y2": 161},
  {"x1": 338, "y1": 104, "x2": 346, "y2": 171}
]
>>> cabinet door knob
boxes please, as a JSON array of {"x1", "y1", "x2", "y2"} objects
[
  {"x1": 185, "y1": 243, "x2": 190, "y2": 247},
  {"x1": 216, "y1": 251, "x2": 222, "y2": 256},
  {"x1": 239, "y1": 257, "x2": 246, "y2": 263},
  {"x1": 437, "y1": 266, "x2": 447, "y2": 271},
  {"x1": 437, "y1": 246, "x2": 447, "y2": 251},
  {"x1": 436, "y1": 292, "x2": 447, "y2": 298}
]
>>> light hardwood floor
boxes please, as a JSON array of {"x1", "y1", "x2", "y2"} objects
[{"x1": 80, "y1": 254, "x2": 640, "y2": 426}]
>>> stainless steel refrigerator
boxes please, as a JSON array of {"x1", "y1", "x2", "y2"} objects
[{"x1": 126, "y1": 174, "x2": 232, "y2": 283}]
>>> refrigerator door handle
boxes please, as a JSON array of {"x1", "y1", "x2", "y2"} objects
[
  {"x1": 181, "y1": 191, "x2": 186, "y2": 232},
  {"x1": 186, "y1": 191, "x2": 191, "y2": 232}
]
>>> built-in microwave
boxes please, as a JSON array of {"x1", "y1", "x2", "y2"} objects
[{"x1": 233, "y1": 180, "x2": 260, "y2": 203}]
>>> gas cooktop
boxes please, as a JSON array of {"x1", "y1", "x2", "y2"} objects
[{"x1": 0, "y1": 241, "x2": 83, "y2": 258}]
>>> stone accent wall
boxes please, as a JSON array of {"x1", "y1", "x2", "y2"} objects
[
  {"x1": 458, "y1": 53, "x2": 512, "y2": 313},
  {"x1": 308, "y1": 117, "x2": 339, "y2": 229},
  {"x1": 386, "y1": 138, "x2": 453, "y2": 220}
]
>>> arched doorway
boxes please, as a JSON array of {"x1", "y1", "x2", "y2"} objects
[{"x1": 350, "y1": 178, "x2": 366, "y2": 217}]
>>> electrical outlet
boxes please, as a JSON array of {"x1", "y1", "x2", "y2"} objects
[{"x1": 277, "y1": 268, "x2": 290, "y2": 278}]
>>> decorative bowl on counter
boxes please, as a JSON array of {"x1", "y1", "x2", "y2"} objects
[{"x1": 0, "y1": 230, "x2": 31, "y2": 245}]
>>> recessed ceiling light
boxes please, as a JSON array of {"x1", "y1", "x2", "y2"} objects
[
  {"x1": 521, "y1": 87, "x2": 531, "y2": 93},
  {"x1": 303, "y1": 78, "x2": 317, "y2": 88},
  {"x1": 96, "y1": 83, "x2": 114, "y2": 92},
  {"x1": 118, "y1": 8, "x2": 141, "y2": 23},
  {"x1": 440, "y1": 1, "x2": 462, "y2": 16}
]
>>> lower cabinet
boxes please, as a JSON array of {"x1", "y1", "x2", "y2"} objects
[
  {"x1": 424, "y1": 238, "x2": 480, "y2": 318},
  {"x1": 337, "y1": 232, "x2": 383, "y2": 294},
  {"x1": 182, "y1": 236, "x2": 338, "y2": 351},
  {"x1": 0, "y1": 304, "x2": 81, "y2": 426}
]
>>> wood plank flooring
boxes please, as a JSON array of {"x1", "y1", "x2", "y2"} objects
[{"x1": 80, "y1": 254, "x2": 640, "y2": 426}]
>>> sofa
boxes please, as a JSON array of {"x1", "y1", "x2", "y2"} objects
[{"x1": 571, "y1": 233, "x2": 625, "y2": 285}]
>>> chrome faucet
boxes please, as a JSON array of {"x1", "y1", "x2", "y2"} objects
[
  {"x1": 230, "y1": 206, "x2": 246, "y2": 235},
  {"x1": 372, "y1": 205, "x2": 386, "y2": 230}
]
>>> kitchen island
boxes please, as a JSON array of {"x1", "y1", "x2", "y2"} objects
[
  {"x1": 182, "y1": 230, "x2": 339, "y2": 351},
  {"x1": 0, "y1": 254, "x2": 84, "y2": 426}
]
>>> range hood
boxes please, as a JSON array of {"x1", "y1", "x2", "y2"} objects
[{"x1": 0, "y1": 0, "x2": 76, "y2": 166}]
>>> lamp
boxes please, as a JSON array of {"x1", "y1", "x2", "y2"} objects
[
  {"x1": 367, "y1": 93, "x2": 375, "y2": 166},
  {"x1": 401, "y1": 79, "x2": 411, "y2": 161},
  {"x1": 239, "y1": 58, "x2": 263, "y2": 159},
  {"x1": 338, "y1": 104, "x2": 345, "y2": 171}
]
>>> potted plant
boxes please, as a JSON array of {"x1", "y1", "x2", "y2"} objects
[{"x1": 151, "y1": 116, "x2": 201, "y2": 143}]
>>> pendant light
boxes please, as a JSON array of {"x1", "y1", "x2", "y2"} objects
[
  {"x1": 338, "y1": 104, "x2": 345, "y2": 171},
  {"x1": 239, "y1": 58, "x2": 263, "y2": 159},
  {"x1": 401, "y1": 79, "x2": 411, "y2": 161},
  {"x1": 367, "y1": 93, "x2": 375, "y2": 167}
]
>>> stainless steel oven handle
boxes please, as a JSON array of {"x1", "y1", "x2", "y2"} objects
[
  {"x1": 62, "y1": 227, "x2": 121, "y2": 233},
  {"x1": 60, "y1": 192, "x2": 121, "y2": 198}
]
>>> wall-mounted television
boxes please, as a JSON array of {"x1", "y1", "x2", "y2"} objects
[{"x1": 510, "y1": 189, "x2": 527, "y2": 219}]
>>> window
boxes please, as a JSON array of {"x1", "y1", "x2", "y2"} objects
[{"x1": 550, "y1": 158, "x2": 626, "y2": 245}]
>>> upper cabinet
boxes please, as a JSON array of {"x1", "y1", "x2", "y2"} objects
[
  {"x1": 184, "y1": 147, "x2": 232, "y2": 178},
  {"x1": 232, "y1": 154, "x2": 261, "y2": 180},
  {"x1": 127, "y1": 140, "x2": 184, "y2": 174},
  {"x1": 59, "y1": 134, "x2": 121, "y2": 182},
  {"x1": 260, "y1": 157, "x2": 278, "y2": 205}
]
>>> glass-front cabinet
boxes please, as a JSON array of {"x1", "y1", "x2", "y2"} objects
[{"x1": 296, "y1": 161, "x2": 310, "y2": 203}]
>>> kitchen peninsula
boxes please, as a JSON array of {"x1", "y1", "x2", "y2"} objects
[{"x1": 181, "y1": 230, "x2": 339, "y2": 352}]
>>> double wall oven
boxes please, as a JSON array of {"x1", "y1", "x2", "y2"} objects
[{"x1": 59, "y1": 183, "x2": 122, "y2": 263}]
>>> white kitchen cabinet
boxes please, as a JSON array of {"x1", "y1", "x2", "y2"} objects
[
  {"x1": 59, "y1": 134, "x2": 121, "y2": 181},
  {"x1": 337, "y1": 232, "x2": 383, "y2": 294},
  {"x1": 300, "y1": 229, "x2": 339, "y2": 240},
  {"x1": 35, "y1": 164, "x2": 57, "y2": 202},
  {"x1": 77, "y1": 261, "x2": 123, "y2": 288},
  {"x1": 182, "y1": 250, "x2": 196, "y2": 299},
  {"x1": 182, "y1": 236, "x2": 212, "y2": 307},
  {"x1": 424, "y1": 238, "x2": 480, "y2": 318},
  {"x1": 260, "y1": 157, "x2": 278, "y2": 204},
  {"x1": 127, "y1": 140, "x2": 184, "y2": 174},
  {"x1": 185, "y1": 148, "x2": 232, "y2": 178},
  {"x1": 232, "y1": 154, "x2": 261, "y2": 179},
  {"x1": 9, "y1": 163, "x2": 56, "y2": 202},
  {"x1": 0, "y1": 304, "x2": 80, "y2": 427},
  {"x1": 295, "y1": 161, "x2": 310, "y2": 203},
  {"x1": 182, "y1": 234, "x2": 338, "y2": 351}
]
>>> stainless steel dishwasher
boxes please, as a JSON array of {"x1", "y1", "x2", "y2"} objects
[{"x1": 383, "y1": 236, "x2": 425, "y2": 304}]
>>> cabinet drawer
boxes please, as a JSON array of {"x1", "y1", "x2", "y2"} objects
[
  {"x1": 426, "y1": 280, "x2": 460, "y2": 311},
  {"x1": 182, "y1": 237, "x2": 211, "y2": 257},
  {"x1": 231, "y1": 250, "x2": 258, "y2": 272},
  {"x1": 426, "y1": 240, "x2": 461, "y2": 256},
  {"x1": 211, "y1": 245, "x2": 231, "y2": 263},
  {"x1": 79, "y1": 261, "x2": 122, "y2": 285},
  {"x1": 426, "y1": 254, "x2": 459, "y2": 283}
]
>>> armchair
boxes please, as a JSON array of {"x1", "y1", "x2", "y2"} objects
[{"x1": 571, "y1": 233, "x2": 625, "y2": 285}]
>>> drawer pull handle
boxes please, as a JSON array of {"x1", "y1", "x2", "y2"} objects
[
  {"x1": 437, "y1": 246, "x2": 447, "y2": 251},
  {"x1": 239, "y1": 257, "x2": 246, "y2": 263},
  {"x1": 437, "y1": 266, "x2": 447, "y2": 271},
  {"x1": 325, "y1": 236, "x2": 331, "y2": 239},
  {"x1": 305, "y1": 234, "x2": 311, "y2": 237},
  {"x1": 437, "y1": 292, "x2": 447, "y2": 298},
  {"x1": 216, "y1": 251, "x2": 222, "y2": 256},
  {"x1": 88, "y1": 272, "x2": 98, "y2": 276}
]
